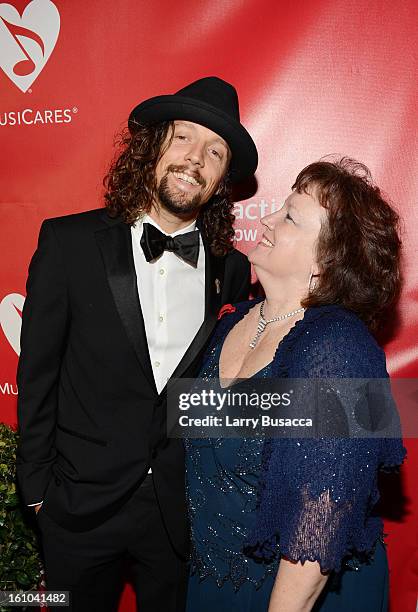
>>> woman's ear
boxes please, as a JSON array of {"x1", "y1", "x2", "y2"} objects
[
  {"x1": 308, "y1": 266, "x2": 320, "y2": 292},
  {"x1": 311, "y1": 264, "x2": 320, "y2": 278}
]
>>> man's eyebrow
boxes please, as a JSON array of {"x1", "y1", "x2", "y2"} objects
[
  {"x1": 174, "y1": 121, "x2": 229, "y2": 151},
  {"x1": 174, "y1": 121, "x2": 193, "y2": 128},
  {"x1": 212, "y1": 138, "x2": 228, "y2": 149}
]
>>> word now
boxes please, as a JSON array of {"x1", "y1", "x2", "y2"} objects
[{"x1": 234, "y1": 228, "x2": 258, "y2": 242}]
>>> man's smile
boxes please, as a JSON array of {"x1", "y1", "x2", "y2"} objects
[{"x1": 171, "y1": 171, "x2": 201, "y2": 186}]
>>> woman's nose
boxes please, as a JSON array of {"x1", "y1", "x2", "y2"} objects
[{"x1": 260, "y1": 210, "x2": 280, "y2": 231}]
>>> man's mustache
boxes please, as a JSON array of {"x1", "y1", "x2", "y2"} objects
[{"x1": 165, "y1": 165, "x2": 206, "y2": 188}]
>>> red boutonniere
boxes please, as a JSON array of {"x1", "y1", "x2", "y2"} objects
[{"x1": 218, "y1": 303, "x2": 236, "y2": 320}]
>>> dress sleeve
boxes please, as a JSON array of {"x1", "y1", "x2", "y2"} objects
[{"x1": 245, "y1": 315, "x2": 406, "y2": 573}]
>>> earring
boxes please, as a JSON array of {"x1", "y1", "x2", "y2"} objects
[{"x1": 308, "y1": 272, "x2": 319, "y2": 292}]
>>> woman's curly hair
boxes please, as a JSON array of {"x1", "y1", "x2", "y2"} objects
[
  {"x1": 103, "y1": 121, "x2": 235, "y2": 256},
  {"x1": 295, "y1": 157, "x2": 402, "y2": 331}
]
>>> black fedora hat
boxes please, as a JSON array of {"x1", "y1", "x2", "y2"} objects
[{"x1": 128, "y1": 76, "x2": 258, "y2": 183}]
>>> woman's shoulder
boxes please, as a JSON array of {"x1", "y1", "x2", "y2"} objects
[
  {"x1": 304, "y1": 304, "x2": 379, "y2": 345},
  {"x1": 283, "y1": 304, "x2": 388, "y2": 378}
]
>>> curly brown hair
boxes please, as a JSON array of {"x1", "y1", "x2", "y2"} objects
[
  {"x1": 294, "y1": 157, "x2": 402, "y2": 331},
  {"x1": 103, "y1": 121, "x2": 235, "y2": 256}
]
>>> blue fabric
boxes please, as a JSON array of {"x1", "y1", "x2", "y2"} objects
[
  {"x1": 186, "y1": 539, "x2": 389, "y2": 612},
  {"x1": 184, "y1": 324, "x2": 277, "y2": 590},
  {"x1": 185, "y1": 299, "x2": 405, "y2": 609}
]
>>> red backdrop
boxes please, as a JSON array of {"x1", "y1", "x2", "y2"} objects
[{"x1": 0, "y1": 1, "x2": 417, "y2": 610}]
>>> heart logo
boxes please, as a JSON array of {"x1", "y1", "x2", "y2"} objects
[
  {"x1": 0, "y1": 293, "x2": 24, "y2": 355},
  {"x1": 0, "y1": 0, "x2": 60, "y2": 93}
]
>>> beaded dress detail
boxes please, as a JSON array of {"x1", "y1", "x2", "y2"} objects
[{"x1": 185, "y1": 299, "x2": 278, "y2": 591}]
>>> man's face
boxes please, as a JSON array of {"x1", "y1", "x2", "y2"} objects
[{"x1": 154, "y1": 120, "x2": 231, "y2": 216}]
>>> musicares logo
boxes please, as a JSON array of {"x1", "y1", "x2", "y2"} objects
[
  {"x1": 0, "y1": 293, "x2": 24, "y2": 355},
  {"x1": 0, "y1": 0, "x2": 60, "y2": 93}
]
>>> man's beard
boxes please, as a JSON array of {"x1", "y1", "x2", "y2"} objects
[{"x1": 156, "y1": 166, "x2": 208, "y2": 216}]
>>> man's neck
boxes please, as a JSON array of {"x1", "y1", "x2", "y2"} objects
[{"x1": 148, "y1": 205, "x2": 198, "y2": 234}]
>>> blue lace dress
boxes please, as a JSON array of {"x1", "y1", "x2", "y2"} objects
[{"x1": 185, "y1": 299, "x2": 406, "y2": 612}]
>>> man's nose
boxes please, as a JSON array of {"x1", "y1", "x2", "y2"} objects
[{"x1": 185, "y1": 143, "x2": 205, "y2": 167}]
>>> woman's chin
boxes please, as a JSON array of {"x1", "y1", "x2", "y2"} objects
[
  {"x1": 248, "y1": 243, "x2": 267, "y2": 265},
  {"x1": 248, "y1": 243, "x2": 260, "y2": 259}
]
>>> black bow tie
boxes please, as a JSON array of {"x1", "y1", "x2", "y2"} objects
[{"x1": 140, "y1": 222, "x2": 200, "y2": 267}]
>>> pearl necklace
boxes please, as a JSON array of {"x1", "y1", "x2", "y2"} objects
[{"x1": 249, "y1": 301, "x2": 305, "y2": 349}]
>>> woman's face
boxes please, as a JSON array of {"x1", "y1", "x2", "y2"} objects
[{"x1": 248, "y1": 188, "x2": 326, "y2": 286}]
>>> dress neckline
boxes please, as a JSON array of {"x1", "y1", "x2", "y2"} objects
[
  {"x1": 217, "y1": 297, "x2": 304, "y2": 387},
  {"x1": 216, "y1": 299, "x2": 347, "y2": 382}
]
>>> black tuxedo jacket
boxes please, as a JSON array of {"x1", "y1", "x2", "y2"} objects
[{"x1": 16, "y1": 208, "x2": 250, "y2": 558}]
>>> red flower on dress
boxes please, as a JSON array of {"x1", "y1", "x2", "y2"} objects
[{"x1": 218, "y1": 303, "x2": 236, "y2": 320}]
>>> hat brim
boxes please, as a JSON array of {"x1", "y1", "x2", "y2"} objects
[{"x1": 128, "y1": 95, "x2": 258, "y2": 183}]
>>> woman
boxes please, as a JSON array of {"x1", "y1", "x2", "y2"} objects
[{"x1": 185, "y1": 158, "x2": 406, "y2": 611}]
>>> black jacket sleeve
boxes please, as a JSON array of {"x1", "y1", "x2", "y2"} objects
[{"x1": 16, "y1": 220, "x2": 70, "y2": 505}]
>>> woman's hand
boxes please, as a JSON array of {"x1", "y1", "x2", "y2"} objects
[{"x1": 268, "y1": 558, "x2": 328, "y2": 612}]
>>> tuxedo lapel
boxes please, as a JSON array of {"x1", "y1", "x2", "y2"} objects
[
  {"x1": 95, "y1": 213, "x2": 225, "y2": 395},
  {"x1": 95, "y1": 219, "x2": 157, "y2": 394}
]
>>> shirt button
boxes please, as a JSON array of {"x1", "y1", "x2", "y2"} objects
[
  {"x1": 159, "y1": 314, "x2": 164, "y2": 322},
  {"x1": 159, "y1": 268, "x2": 165, "y2": 275},
  {"x1": 154, "y1": 361, "x2": 160, "y2": 368}
]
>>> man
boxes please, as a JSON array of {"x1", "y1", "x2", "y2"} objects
[{"x1": 16, "y1": 76, "x2": 257, "y2": 612}]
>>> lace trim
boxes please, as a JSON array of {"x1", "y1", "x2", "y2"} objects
[{"x1": 244, "y1": 533, "x2": 383, "y2": 575}]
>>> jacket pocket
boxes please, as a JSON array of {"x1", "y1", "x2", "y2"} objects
[{"x1": 56, "y1": 424, "x2": 108, "y2": 447}]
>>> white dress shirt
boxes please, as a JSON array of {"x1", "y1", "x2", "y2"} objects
[{"x1": 131, "y1": 214, "x2": 206, "y2": 394}]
